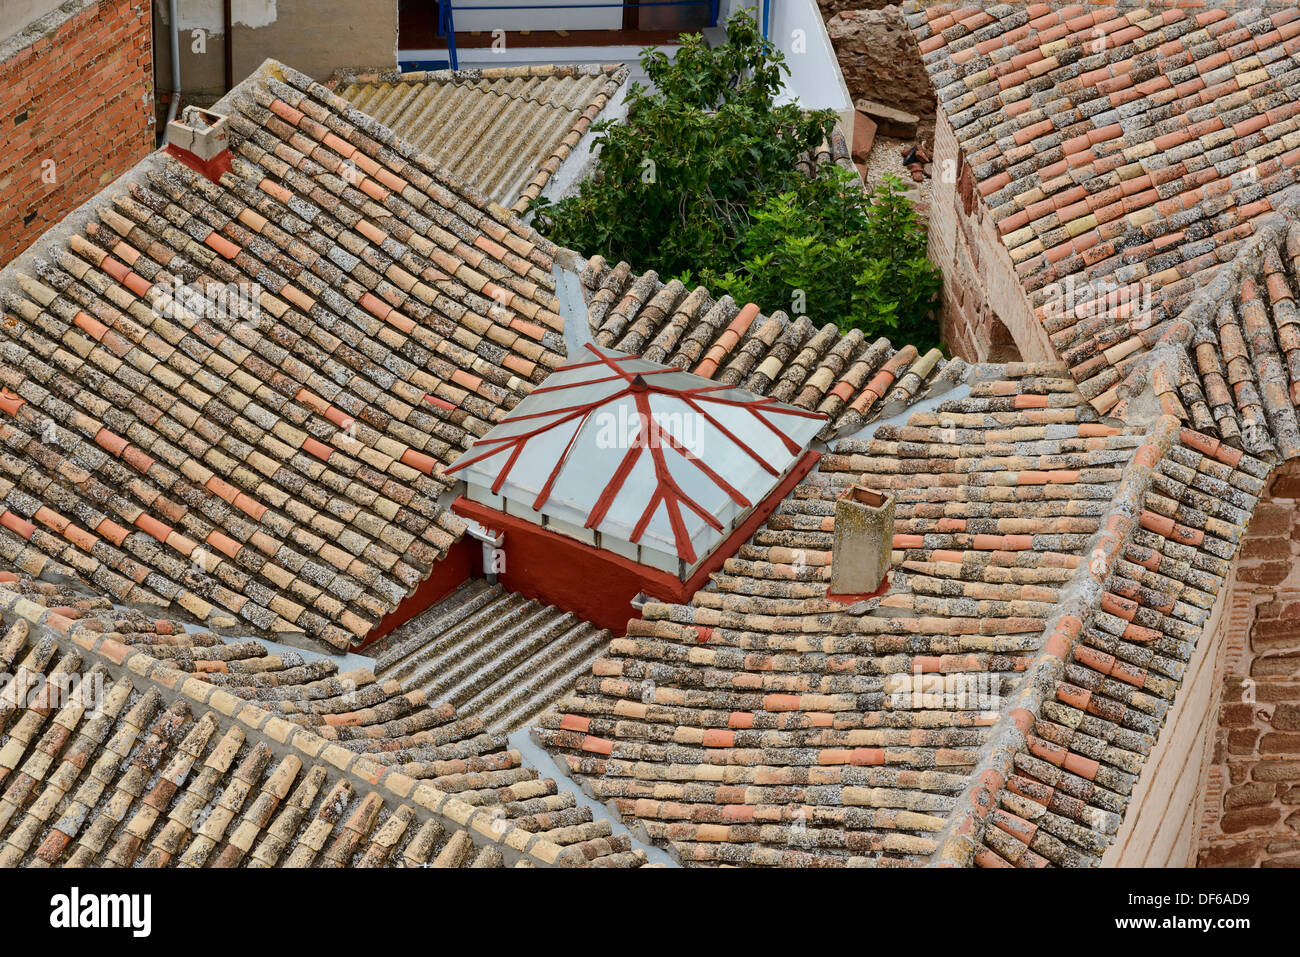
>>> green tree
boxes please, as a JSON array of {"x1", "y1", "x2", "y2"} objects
[
  {"x1": 701, "y1": 171, "x2": 941, "y2": 349},
  {"x1": 533, "y1": 9, "x2": 939, "y2": 349}
]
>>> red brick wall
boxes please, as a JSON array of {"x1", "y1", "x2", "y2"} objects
[
  {"x1": 0, "y1": 0, "x2": 153, "y2": 265},
  {"x1": 1198, "y1": 459, "x2": 1300, "y2": 867}
]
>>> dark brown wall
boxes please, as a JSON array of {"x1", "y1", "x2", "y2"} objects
[{"x1": 1199, "y1": 459, "x2": 1300, "y2": 867}]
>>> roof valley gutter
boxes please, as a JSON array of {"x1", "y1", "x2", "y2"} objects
[
  {"x1": 553, "y1": 249, "x2": 595, "y2": 356},
  {"x1": 510, "y1": 728, "x2": 679, "y2": 867},
  {"x1": 926, "y1": 413, "x2": 1184, "y2": 867}
]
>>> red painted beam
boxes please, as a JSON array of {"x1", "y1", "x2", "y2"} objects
[
  {"x1": 355, "y1": 536, "x2": 475, "y2": 651},
  {"x1": 451, "y1": 450, "x2": 821, "y2": 633}
]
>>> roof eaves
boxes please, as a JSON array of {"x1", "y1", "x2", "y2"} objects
[
  {"x1": 0, "y1": 581, "x2": 591, "y2": 867},
  {"x1": 930, "y1": 404, "x2": 1272, "y2": 867}
]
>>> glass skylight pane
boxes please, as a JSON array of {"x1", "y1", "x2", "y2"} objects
[{"x1": 446, "y1": 345, "x2": 827, "y2": 579}]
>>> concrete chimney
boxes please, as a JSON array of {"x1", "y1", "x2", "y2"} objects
[
  {"x1": 164, "y1": 106, "x2": 233, "y2": 183},
  {"x1": 830, "y1": 484, "x2": 895, "y2": 598}
]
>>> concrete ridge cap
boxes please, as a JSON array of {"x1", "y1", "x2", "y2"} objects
[
  {"x1": 925, "y1": 413, "x2": 1182, "y2": 867},
  {"x1": 0, "y1": 0, "x2": 99, "y2": 64},
  {"x1": 1105, "y1": 340, "x2": 1192, "y2": 431}
]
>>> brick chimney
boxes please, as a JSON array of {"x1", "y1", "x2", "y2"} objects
[
  {"x1": 829, "y1": 484, "x2": 895, "y2": 600},
  {"x1": 164, "y1": 106, "x2": 233, "y2": 183}
]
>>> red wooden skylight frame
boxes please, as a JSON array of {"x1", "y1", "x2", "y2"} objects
[{"x1": 445, "y1": 344, "x2": 826, "y2": 567}]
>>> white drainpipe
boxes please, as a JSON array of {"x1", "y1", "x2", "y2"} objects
[{"x1": 463, "y1": 520, "x2": 505, "y2": 584}]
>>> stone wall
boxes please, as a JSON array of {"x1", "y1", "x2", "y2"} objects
[
  {"x1": 152, "y1": 0, "x2": 398, "y2": 105},
  {"x1": 0, "y1": 0, "x2": 154, "y2": 265},
  {"x1": 0, "y1": 0, "x2": 65, "y2": 39},
  {"x1": 1103, "y1": 571, "x2": 1233, "y2": 866},
  {"x1": 823, "y1": 5, "x2": 936, "y2": 119},
  {"x1": 1197, "y1": 458, "x2": 1300, "y2": 867},
  {"x1": 927, "y1": 111, "x2": 1056, "y2": 363},
  {"x1": 817, "y1": 0, "x2": 896, "y2": 15}
]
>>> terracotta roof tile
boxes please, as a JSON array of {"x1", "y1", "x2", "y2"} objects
[
  {"x1": 0, "y1": 568, "x2": 650, "y2": 868},
  {"x1": 0, "y1": 58, "x2": 590, "y2": 650}
]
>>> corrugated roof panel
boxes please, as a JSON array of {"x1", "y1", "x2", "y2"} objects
[{"x1": 337, "y1": 64, "x2": 628, "y2": 213}]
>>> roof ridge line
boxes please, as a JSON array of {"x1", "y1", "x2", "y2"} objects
[
  {"x1": 330, "y1": 63, "x2": 628, "y2": 113},
  {"x1": 239, "y1": 58, "x2": 551, "y2": 237},
  {"x1": 1111, "y1": 192, "x2": 1300, "y2": 462},
  {"x1": 1164, "y1": 191, "x2": 1300, "y2": 348},
  {"x1": 0, "y1": 583, "x2": 588, "y2": 868},
  {"x1": 926, "y1": 411, "x2": 1183, "y2": 867}
]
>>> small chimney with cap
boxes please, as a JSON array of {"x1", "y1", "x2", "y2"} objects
[
  {"x1": 829, "y1": 483, "x2": 895, "y2": 600},
  {"x1": 164, "y1": 106, "x2": 233, "y2": 183}
]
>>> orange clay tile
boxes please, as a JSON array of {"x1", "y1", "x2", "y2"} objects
[
  {"x1": 268, "y1": 99, "x2": 305, "y2": 125},
  {"x1": 32, "y1": 506, "x2": 68, "y2": 532},
  {"x1": 205, "y1": 475, "x2": 239, "y2": 504},
  {"x1": 204, "y1": 232, "x2": 241, "y2": 259},
  {"x1": 93, "y1": 427, "x2": 129, "y2": 457},
  {"x1": 359, "y1": 292, "x2": 392, "y2": 320},
  {"x1": 358, "y1": 178, "x2": 389, "y2": 202},
  {"x1": 233, "y1": 492, "x2": 268, "y2": 521},
  {"x1": 301, "y1": 437, "x2": 333, "y2": 461},
  {"x1": 121, "y1": 445, "x2": 156, "y2": 474},
  {"x1": 134, "y1": 513, "x2": 173, "y2": 542},
  {"x1": 400, "y1": 449, "x2": 436, "y2": 474},
  {"x1": 580, "y1": 735, "x2": 614, "y2": 756},
  {"x1": 323, "y1": 406, "x2": 353, "y2": 429},
  {"x1": 559, "y1": 713, "x2": 591, "y2": 733},
  {"x1": 0, "y1": 389, "x2": 24, "y2": 416},
  {"x1": 73, "y1": 311, "x2": 108, "y2": 340},
  {"x1": 259, "y1": 177, "x2": 294, "y2": 205},
  {"x1": 95, "y1": 518, "x2": 130, "y2": 546},
  {"x1": 62, "y1": 524, "x2": 98, "y2": 551}
]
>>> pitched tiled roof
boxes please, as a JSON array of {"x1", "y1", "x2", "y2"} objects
[
  {"x1": 955, "y1": 422, "x2": 1268, "y2": 867},
  {"x1": 1153, "y1": 206, "x2": 1300, "y2": 461},
  {"x1": 0, "y1": 59, "x2": 577, "y2": 650},
  {"x1": 579, "y1": 257, "x2": 957, "y2": 440},
  {"x1": 902, "y1": 1, "x2": 1300, "y2": 450},
  {"x1": 334, "y1": 64, "x2": 629, "y2": 217},
  {"x1": 532, "y1": 360, "x2": 1266, "y2": 866},
  {"x1": 0, "y1": 567, "x2": 652, "y2": 867}
]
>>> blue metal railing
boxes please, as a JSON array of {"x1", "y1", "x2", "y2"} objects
[{"x1": 437, "y1": 1, "x2": 721, "y2": 70}]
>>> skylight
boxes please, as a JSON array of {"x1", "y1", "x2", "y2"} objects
[{"x1": 446, "y1": 345, "x2": 826, "y2": 578}]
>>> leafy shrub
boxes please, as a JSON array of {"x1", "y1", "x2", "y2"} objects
[
  {"x1": 699, "y1": 170, "x2": 941, "y2": 349},
  {"x1": 533, "y1": 9, "x2": 940, "y2": 350}
]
